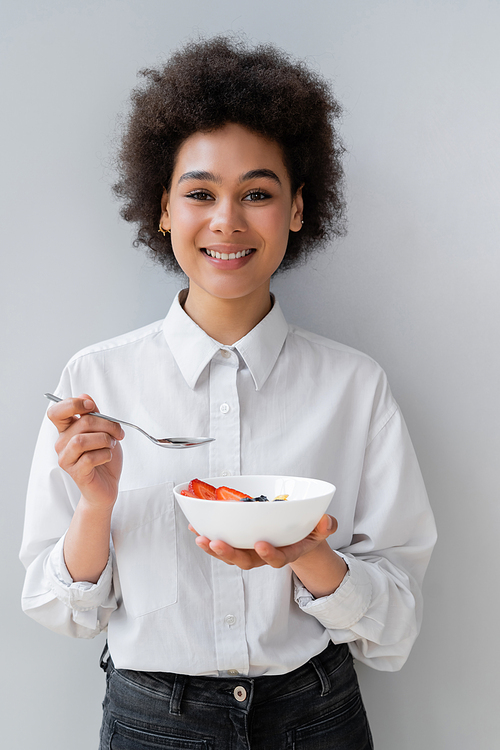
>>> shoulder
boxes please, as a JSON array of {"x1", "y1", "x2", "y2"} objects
[
  {"x1": 286, "y1": 323, "x2": 384, "y2": 377},
  {"x1": 55, "y1": 318, "x2": 169, "y2": 400},
  {"x1": 65, "y1": 319, "x2": 165, "y2": 368},
  {"x1": 283, "y1": 324, "x2": 397, "y2": 437}
]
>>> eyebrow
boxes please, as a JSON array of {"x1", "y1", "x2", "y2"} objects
[
  {"x1": 177, "y1": 168, "x2": 282, "y2": 186},
  {"x1": 240, "y1": 169, "x2": 281, "y2": 186},
  {"x1": 177, "y1": 170, "x2": 222, "y2": 185}
]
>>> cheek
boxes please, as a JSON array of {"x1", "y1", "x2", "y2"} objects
[
  {"x1": 171, "y1": 242, "x2": 200, "y2": 278},
  {"x1": 169, "y1": 206, "x2": 204, "y2": 269},
  {"x1": 259, "y1": 204, "x2": 292, "y2": 239},
  {"x1": 172, "y1": 202, "x2": 202, "y2": 233}
]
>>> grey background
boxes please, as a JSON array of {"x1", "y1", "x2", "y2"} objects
[{"x1": 2, "y1": 0, "x2": 499, "y2": 747}]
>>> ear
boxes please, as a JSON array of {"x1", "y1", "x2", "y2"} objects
[
  {"x1": 289, "y1": 185, "x2": 304, "y2": 232},
  {"x1": 159, "y1": 187, "x2": 171, "y2": 233}
]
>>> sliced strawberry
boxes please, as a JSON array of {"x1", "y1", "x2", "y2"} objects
[
  {"x1": 180, "y1": 488, "x2": 198, "y2": 497},
  {"x1": 215, "y1": 486, "x2": 251, "y2": 502},
  {"x1": 190, "y1": 479, "x2": 217, "y2": 500}
]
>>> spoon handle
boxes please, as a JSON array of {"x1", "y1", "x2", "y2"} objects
[
  {"x1": 44, "y1": 393, "x2": 213, "y2": 448},
  {"x1": 44, "y1": 393, "x2": 134, "y2": 431}
]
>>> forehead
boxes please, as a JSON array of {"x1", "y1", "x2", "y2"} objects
[{"x1": 172, "y1": 123, "x2": 289, "y2": 182}]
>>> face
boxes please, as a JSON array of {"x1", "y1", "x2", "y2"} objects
[{"x1": 160, "y1": 123, "x2": 303, "y2": 307}]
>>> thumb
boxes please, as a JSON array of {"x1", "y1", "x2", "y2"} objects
[{"x1": 318, "y1": 514, "x2": 338, "y2": 537}]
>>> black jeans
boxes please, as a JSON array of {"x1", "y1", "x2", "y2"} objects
[{"x1": 99, "y1": 642, "x2": 374, "y2": 749}]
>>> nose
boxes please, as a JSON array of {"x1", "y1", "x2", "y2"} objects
[{"x1": 209, "y1": 198, "x2": 247, "y2": 234}]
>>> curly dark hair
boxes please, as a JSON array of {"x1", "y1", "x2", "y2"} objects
[{"x1": 113, "y1": 35, "x2": 346, "y2": 273}]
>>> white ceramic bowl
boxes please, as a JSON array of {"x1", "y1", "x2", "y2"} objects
[{"x1": 174, "y1": 475, "x2": 336, "y2": 549}]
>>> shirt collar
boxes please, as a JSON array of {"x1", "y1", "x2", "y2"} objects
[{"x1": 162, "y1": 292, "x2": 289, "y2": 391}]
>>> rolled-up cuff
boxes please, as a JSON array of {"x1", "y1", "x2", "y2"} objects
[
  {"x1": 293, "y1": 553, "x2": 372, "y2": 630},
  {"x1": 44, "y1": 533, "x2": 113, "y2": 613}
]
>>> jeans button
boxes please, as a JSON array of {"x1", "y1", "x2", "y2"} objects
[{"x1": 233, "y1": 686, "x2": 247, "y2": 702}]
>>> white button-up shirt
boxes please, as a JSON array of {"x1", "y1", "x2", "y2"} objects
[{"x1": 20, "y1": 294, "x2": 436, "y2": 675}]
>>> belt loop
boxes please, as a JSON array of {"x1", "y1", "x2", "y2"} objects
[
  {"x1": 310, "y1": 655, "x2": 331, "y2": 697},
  {"x1": 169, "y1": 674, "x2": 187, "y2": 715},
  {"x1": 99, "y1": 642, "x2": 110, "y2": 672}
]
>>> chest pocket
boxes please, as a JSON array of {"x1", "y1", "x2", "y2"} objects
[{"x1": 111, "y1": 481, "x2": 177, "y2": 618}]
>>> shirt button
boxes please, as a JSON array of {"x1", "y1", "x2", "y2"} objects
[
  {"x1": 224, "y1": 614, "x2": 236, "y2": 626},
  {"x1": 233, "y1": 686, "x2": 247, "y2": 702},
  {"x1": 221, "y1": 471, "x2": 231, "y2": 477},
  {"x1": 220, "y1": 349, "x2": 231, "y2": 359},
  {"x1": 227, "y1": 669, "x2": 239, "y2": 676},
  {"x1": 220, "y1": 403, "x2": 230, "y2": 414}
]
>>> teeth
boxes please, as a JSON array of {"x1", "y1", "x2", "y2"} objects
[{"x1": 204, "y1": 248, "x2": 254, "y2": 259}]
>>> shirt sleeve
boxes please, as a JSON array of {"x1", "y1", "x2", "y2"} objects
[
  {"x1": 293, "y1": 405, "x2": 437, "y2": 672},
  {"x1": 19, "y1": 376, "x2": 117, "y2": 638}
]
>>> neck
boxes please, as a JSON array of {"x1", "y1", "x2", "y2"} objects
[{"x1": 181, "y1": 285, "x2": 273, "y2": 345}]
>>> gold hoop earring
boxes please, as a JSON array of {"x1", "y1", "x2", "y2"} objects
[{"x1": 158, "y1": 223, "x2": 166, "y2": 236}]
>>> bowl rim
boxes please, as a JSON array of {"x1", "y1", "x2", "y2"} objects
[{"x1": 173, "y1": 474, "x2": 336, "y2": 503}]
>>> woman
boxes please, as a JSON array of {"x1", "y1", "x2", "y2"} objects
[{"x1": 20, "y1": 37, "x2": 436, "y2": 749}]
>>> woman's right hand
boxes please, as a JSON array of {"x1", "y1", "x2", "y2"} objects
[{"x1": 48, "y1": 394, "x2": 125, "y2": 511}]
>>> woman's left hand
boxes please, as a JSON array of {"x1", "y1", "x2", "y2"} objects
[{"x1": 189, "y1": 513, "x2": 338, "y2": 569}]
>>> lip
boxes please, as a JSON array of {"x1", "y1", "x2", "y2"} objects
[{"x1": 200, "y1": 244, "x2": 257, "y2": 269}]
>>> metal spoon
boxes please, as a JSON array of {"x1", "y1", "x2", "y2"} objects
[{"x1": 44, "y1": 393, "x2": 214, "y2": 449}]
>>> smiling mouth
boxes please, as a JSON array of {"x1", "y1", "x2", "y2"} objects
[{"x1": 202, "y1": 248, "x2": 256, "y2": 260}]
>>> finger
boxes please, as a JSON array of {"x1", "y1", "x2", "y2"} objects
[
  {"x1": 73, "y1": 447, "x2": 116, "y2": 477},
  {"x1": 194, "y1": 535, "x2": 214, "y2": 553},
  {"x1": 253, "y1": 541, "x2": 289, "y2": 568},
  {"x1": 188, "y1": 524, "x2": 199, "y2": 535},
  {"x1": 71, "y1": 414, "x2": 124, "y2": 439},
  {"x1": 253, "y1": 517, "x2": 338, "y2": 568},
  {"x1": 208, "y1": 540, "x2": 265, "y2": 570},
  {"x1": 54, "y1": 414, "x2": 124, "y2": 455},
  {"x1": 194, "y1": 536, "x2": 235, "y2": 565},
  {"x1": 58, "y1": 431, "x2": 118, "y2": 471},
  {"x1": 314, "y1": 514, "x2": 338, "y2": 538},
  {"x1": 47, "y1": 394, "x2": 97, "y2": 433},
  {"x1": 194, "y1": 536, "x2": 264, "y2": 569}
]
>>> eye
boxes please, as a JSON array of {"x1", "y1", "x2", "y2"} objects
[
  {"x1": 186, "y1": 190, "x2": 214, "y2": 201},
  {"x1": 243, "y1": 190, "x2": 271, "y2": 202}
]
